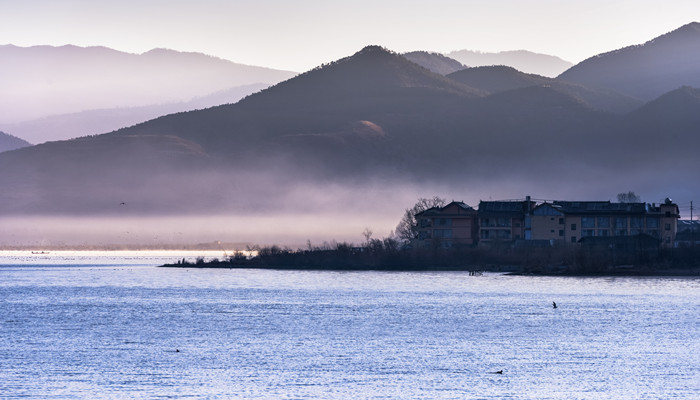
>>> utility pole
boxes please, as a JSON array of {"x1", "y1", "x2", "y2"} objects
[{"x1": 692, "y1": 201, "x2": 695, "y2": 249}]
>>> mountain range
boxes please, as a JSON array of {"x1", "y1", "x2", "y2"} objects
[
  {"x1": 1, "y1": 83, "x2": 270, "y2": 144},
  {"x1": 446, "y1": 49, "x2": 573, "y2": 77},
  {"x1": 559, "y1": 22, "x2": 700, "y2": 101},
  {"x1": 0, "y1": 23, "x2": 699, "y2": 236},
  {"x1": 0, "y1": 131, "x2": 30, "y2": 153},
  {"x1": 0, "y1": 45, "x2": 296, "y2": 142},
  {"x1": 402, "y1": 51, "x2": 466, "y2": 75}
]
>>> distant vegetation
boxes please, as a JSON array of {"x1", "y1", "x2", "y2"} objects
[{"x1": 164, "y1": 239, "x2": 700, "y2": 275}]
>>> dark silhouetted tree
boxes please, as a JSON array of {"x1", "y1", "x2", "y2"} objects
[
  {"x1": 617, "y1": 191, "x2": 641, "y2": 203},
  {"x1": 395, "y1": 196, "x2": 446, "y2": 242}
]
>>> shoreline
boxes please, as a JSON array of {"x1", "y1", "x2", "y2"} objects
[{"x1": 159, "y1": 260, "x2": 700, "y2": 277}]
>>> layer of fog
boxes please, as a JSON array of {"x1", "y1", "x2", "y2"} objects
[
  {"x1": 1, "y1": 169, "x2": 689, "y2": 249},
  {"x1": 0, "y1": 84, "x2": 269, "y2": 144},
  {"x1": 0, "y1": 186, "x2": 415, "y2": 248}
]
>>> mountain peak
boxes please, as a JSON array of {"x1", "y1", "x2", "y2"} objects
[
  {"x1": 558, "y1": 22, "x2": 700, "y2": 101},
  {"x1": 244, "y1": 45, "x2": 480, "y2": 106},
  {"x1": 355, "y1": 45, "x2": 393, "y2": 56},
  {"x1": 644, "y1": 21, "x2": 700, "y2": 46},
  {"x1": 669, "y1": 21, "x2": 700, "y2": 34}
]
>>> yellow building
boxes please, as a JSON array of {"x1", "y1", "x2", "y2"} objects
[{"x1": 530, "y1": 199, "x2": 679, "y2": 247}]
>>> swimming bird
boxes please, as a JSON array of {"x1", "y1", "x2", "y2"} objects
[{"x1": 492, "y1": 370, "x2": 503, "y2": 374}]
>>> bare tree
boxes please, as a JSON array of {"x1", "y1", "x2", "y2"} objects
[
  {"x1": 617, "y1": 191, "x2": 641, "y2": 203},
  {"x1": 395, "y1": 196, "x2": 446, "y2": 242},
  {"x1": 362, "y1": 227, "x2": 373, "y2": 245}
]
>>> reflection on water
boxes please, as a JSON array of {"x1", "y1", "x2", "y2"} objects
[{"x1": 0, "y1": 253, "x2": 698, "y2": 399}]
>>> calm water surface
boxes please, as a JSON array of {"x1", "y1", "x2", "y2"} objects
[{"x1": 0, "y1": 251, "x2": 698, "y2": 399}]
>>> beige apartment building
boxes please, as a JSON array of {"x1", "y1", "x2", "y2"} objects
[
  {"x1": 530, "y1": 199, "x2": 679, "y2": 247},
  {"x1": 411, "y1": 196, "x2": 680, "y2": 249}
]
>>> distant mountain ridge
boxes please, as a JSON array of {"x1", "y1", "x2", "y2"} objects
[
  {"x1": 558, "y1": 22, "x2": 700, "y2": 101},
  {"x1": 0, "y1": 131, "x2": 30, "y2": 153},
  {"x1": 0, "y1": 83, "x2": 270, "y2": 144},
  {"x1": 445, "y1": 49, "x2": 573, "y2": 77},
  {"x1": 402, "y1": 51, "x2": 465, "y2": 75},
  {"x1": 0, "y1": 44, "x2": 297, "y2": 125},
  {"x1": 447, "y1": 66, "x2": 643, "y2": 113}
]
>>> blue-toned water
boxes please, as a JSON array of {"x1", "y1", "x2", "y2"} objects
[{"x1": 0, "y1": 252, "x2": 698, "y2": 399}]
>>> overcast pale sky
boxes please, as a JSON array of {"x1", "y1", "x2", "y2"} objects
[{"x1": 1, "y1": 0, "x2": 698, "y2": 71}]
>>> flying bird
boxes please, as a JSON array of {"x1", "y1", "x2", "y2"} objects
[{"x1": 552, "y1": 301, "x2": 557, "y2": 309}]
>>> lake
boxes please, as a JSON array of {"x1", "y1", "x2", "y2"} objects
[{"x1": 0, "y1": 251, "x2": 698, "y2": 399}]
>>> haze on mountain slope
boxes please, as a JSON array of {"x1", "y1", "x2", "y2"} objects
[
  {"x1": 445, "y1": 49, "x2": 573, "y2": 77},
  {"x1": 0, "y1": 131, "x2": 30, "y2": 153},
  {"x1": 1, "y1": 83, "x2": 270, "y2": 144},
  {"x1": 0, "y1": 45, "x2": 297, "y2": 125}
]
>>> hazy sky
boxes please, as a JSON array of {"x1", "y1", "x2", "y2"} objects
[{"x1": 1, "y1": 0, "x2": 698, "y2": 71}]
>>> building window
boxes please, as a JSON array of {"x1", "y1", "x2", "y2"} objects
[
  {"x1": 571, "y1": 223, "x2": 577, "y2": 231},
  {"x1": 646, "y1": 217, "x2": 659, "y2": 229},
  {"x1": 418, "y1": 231, "x2": 431, "y2": 240},
  {"x1": 571, "y1": 236, "x2": 577, "y2": 243},
  {"x1": 615, "y1": 229, "x2": 627, "y2": 236},
  {"x1": 583, "y1": 229, "x2": 595, "y2": 237},
  {"x1": 665, "y1": 223, "x2": 671, "y2": 231},
  {"x1": 434, "y1": 229, "x2": 453, "y2": 238},
  {"x1": 598, "y1": 230, "x2": 609, "y2": 237},
  {"x1": 582, "y1": 217, "x2": 595, "y2": 228},
  {"x1": 597, "y1": 217, "x2": 610, "y2": 228},
  {"x1": 630, "y1": 217, "x2": 643, "y2": 235},
  {"x1": 559, "y1": 230, "x2": 564, "y2": 237},
  {"x1": 420, "y1": 219, "x2": 432, "y2": 228},
  {"x1": 615, "y1": 217, "x2": 627, "y2": 229},
  {"x1": 559, "y1": 218, "x2": 564, "y2": 225},
  {"x1": 437, "y1": 218, "x2": 452, "y2": 226}
]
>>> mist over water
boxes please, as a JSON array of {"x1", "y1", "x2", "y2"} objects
[
  {"x1": 0, "y1": 213, "x2": 397, "y2": 248},
  {"x1": 1, "y1": 171, "x2": 689, "y2": 248}
]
